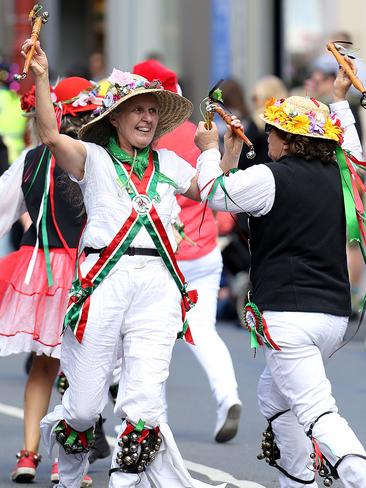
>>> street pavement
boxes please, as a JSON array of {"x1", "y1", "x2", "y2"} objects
[{"x1": 0, "y1": 320, "x2": 365, "y2": 487}]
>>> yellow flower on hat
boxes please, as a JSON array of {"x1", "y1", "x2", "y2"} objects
[
  {"x1": 264, "y1": 104, "x2": 287, "y2": 124},
  {"x1": 282, "y1": 114, "x2": 310, "y2": 135},
  {"x1": 323, "y1": 117, "x2": 343, "y2": 143}
]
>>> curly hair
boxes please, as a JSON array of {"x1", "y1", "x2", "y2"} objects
[{"x1": 273, "y1": 127, "x2": 337, "y2": 164}]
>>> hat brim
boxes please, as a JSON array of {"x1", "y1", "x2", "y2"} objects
[
  {"x1": 258, "y1": 114, "x2": 339, "y2": 142},
  {"x1": 79, "y1": 88, "x2": 193, "y2": 145}
]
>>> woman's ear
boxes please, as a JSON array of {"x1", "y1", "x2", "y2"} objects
[{"x1": 109, "y1": 112, "x2": 118, "y2": 128}]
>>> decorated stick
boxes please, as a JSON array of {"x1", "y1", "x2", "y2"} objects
[
  {"x1": 326, "y1": 41, "x2": 366, "y2": 108},
  {"x1": 14, "y1": 4, "x2": 49, "y2": 81},
  {"x1": 206, "y1": 84, "x2": 256, "y2": 159}
]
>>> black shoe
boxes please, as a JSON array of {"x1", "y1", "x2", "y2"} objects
[{"x1": 88, "y1": 418, "x2": 111, "y2": 464}]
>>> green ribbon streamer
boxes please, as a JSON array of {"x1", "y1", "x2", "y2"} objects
[
  {"x1": 23, "y1": 145, "x2": 48, "y2": 198},
  {"x1": 157, "y1": 172, "x2": 178, "y2": 189},
  {"x1": 41, "y1": 151, "x2": 53, "y2": 287},
  {"x1": 335, "y1": 146, "x2": 361, "y2": 243},
  {"x1": 250, "y1": 329, "x2": 260, "y2": 349},
  {"x1": 207, "y1": 169, "x2": 243, "y2": 211}
]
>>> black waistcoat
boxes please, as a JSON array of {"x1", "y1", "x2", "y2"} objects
[
  {"x1": 20, "y1": 145, "x2": 83, "y2": 248},
  {"x1": 249, "y1": 156, "x2": 351, "y2": 316}
]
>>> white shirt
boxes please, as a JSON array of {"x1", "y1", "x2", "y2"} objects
[
  {"x1": 0, "y1": 149, "x2": 27, "y2": 238},
  {"x1": 74, "y1": 143, "x2": 196, "y2": 250},
  {"x1": 197, "y1": 100, "x2": 362, "y2": 215}
]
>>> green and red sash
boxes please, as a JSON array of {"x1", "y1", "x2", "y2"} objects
[{"x1": 64, "y1": 149, "x2": 197, "y2": 343}]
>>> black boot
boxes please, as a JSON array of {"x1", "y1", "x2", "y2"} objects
[{"x1": 88, "y1": 418, "x2": 111, "y2": 464}]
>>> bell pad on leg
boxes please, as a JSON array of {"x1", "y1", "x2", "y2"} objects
[
  {"x1": 110, "y1": 420, "x2": 162, "y2": 475},
  {"x1": 55, "y1": 420, "x2": 95, "y2": 454},
  {"x1": 257, "y1": 410, "x2": 315, "y2": 484}
]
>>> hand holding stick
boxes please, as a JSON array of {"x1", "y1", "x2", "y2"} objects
[
  {"x1": 327, "y1": 41, "x2": 366, "y2": 108},
  {"x1": 206, "y1": 101, "x2": 256, "y2": 159},
  {"x1": 14, "y1": 4, "x2": 49, "y2": 81}
]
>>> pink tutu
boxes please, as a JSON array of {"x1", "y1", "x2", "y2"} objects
[{"x1": 0, "y1": 246, "x2": 77, "y2": 358}]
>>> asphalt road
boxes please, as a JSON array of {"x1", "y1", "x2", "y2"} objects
[{"x1": 0, "y1": 320, "x2": 365, "y2": 487}]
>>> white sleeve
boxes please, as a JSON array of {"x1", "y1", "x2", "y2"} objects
[
  {"x1": 68, "y1": 141, "x2": 96, "y2": 185},
  {"x1": 0, "y1": 150, "x2": 27, "y2": 238},
  {"x1": 329, "y1": 100, "x2": 363, "y2": 160},
  {"x1": 158, "y1": 149, "x2": 196, "y2": 194},
  {"x1": 197, "y1": 149, "x2": 276, "y2": 216}
]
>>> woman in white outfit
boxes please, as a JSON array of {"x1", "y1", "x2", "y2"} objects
[
  {"x1": 21, "y1": 37, "x2": 242, "y2": 488},
  {"x1": 195, "y1": 59, "x2": 366, "y2": 487}
]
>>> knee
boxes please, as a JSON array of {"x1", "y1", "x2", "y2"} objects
[
  {"x1": 63, "y1": 390, "x2": 100, "y2": 431},
  {"x1": 120, "y1": 385, "x2": 164, "y2": 428}
]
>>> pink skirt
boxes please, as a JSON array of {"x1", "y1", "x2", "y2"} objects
[{"x1": 0, "y1": 246, "x2": 77, "y2": 358}]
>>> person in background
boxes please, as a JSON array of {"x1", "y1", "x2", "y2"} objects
[
  {"x1": 217, "y1": 78, "x2": 263, "y2": 169},
  {"x1": 0, "y1": 60, "x2": 27, "y2": 163},
  {"x1": 133, "y1": 59, "x2": 242, "y2": 443},
  {"x1": 251, "y1": 74, "x2": 289, "y2": 164},
  {"x1": 88, "y1": 52, "x2": 107, "y2": 82},
  {"x1": 0, "y1": 76, "x2": 99, "y2": 487}
]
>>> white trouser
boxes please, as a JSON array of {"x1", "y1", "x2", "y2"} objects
[
  {"x1": 41, "y1": 255, "x2": 224, "y2": 488},
  {"x1": 257, "y1": 311, "x2": 366, "y2": 488},
  {"x1": 178, "y1": 247, "x2": 240, "y2": 408}
]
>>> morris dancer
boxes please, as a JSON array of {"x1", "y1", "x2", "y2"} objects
[
  {"x1": 195, "y1": 58, "x2": 366, "y2": 487},
  {"x1": 22, "y1": 38, "x2": 237, "y2": 488},
  {"x1": 0, "y1": 76, "x2": 98, "y2": 486}
]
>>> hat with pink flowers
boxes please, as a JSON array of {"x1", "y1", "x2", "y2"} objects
[{"x1": 79, "y1": 69, "x2": 192, "y2": 145}]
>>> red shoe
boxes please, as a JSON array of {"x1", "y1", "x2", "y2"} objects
[
  {"x1": 51, "y1": 460, "x2": 93, "y2": 487},
  {"x1": 11, "y1": 449, "x2": 41, "y2": 483}
]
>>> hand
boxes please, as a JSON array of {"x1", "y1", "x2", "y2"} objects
[
  {"x1": 223, "y1": 115, "x2": 244, "y2": 159},
  {"x1": 21, "y1": 39, "x2": 48, "y2": 77},
  {"x1": 333, "y1": 56, "x2": 357, "y2": 102},
  {"x1": 194, "y1": 121, "x2": 219, "y2": 152}
]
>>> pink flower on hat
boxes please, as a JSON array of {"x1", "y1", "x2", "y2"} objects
[{"x1": 108, "y1": 69, "x2": 135, "y2": 87}]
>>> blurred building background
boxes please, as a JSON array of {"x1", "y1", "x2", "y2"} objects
[{"x1": 1, "y1": 0, "x2": 366, "y2": 128}]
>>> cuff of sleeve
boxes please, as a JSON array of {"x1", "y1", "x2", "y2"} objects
[{"x1": 329, "y1": 100, "x2": 355, "y2": 126}]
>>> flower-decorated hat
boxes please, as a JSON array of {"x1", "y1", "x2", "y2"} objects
[
  {"x1": 20, "y1": 76, "x2": 102, "y2": 116},
  {"x1": 260, "y1": 96, "x2": 344, "y2": 144},
  {"x1": 79, "y1": 69, "x2": 193, "y2": 144}
]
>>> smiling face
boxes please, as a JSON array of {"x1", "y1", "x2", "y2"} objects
[{"x1": 109, "y1": 93, "x2": 160, "y2": 154}]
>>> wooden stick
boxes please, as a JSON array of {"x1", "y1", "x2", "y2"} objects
[
  {"x1": 14, "y1": 5, "x2": 48, "y2": 81},
  {"x1": 211, "y1": 103, "x2": 253, "y2": 148},
  {"x1": 327, "y1": 42, "x2": 366, "y2": 94}
]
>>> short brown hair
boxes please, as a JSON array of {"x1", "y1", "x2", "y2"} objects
[{"x1": 273, "y1": 127, "x2": 337, "y2": 164}]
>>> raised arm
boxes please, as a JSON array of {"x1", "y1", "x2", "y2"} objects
[
  {"x1": 330, "y1": 56, "x2": 363, "y2": 159},
  {"x1": 21, "y1": 39, "x2": 86, "y2": 180}
]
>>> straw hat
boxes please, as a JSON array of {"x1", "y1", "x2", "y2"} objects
[
  {"x1": 260, "y1": 96, "x2": 344, "y2": 143},
  {"x1": 79, "y1": 69, "x2": 193, "y2": 145}
]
